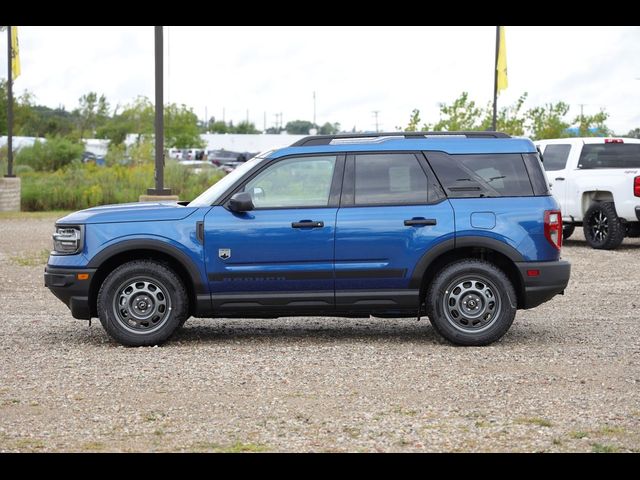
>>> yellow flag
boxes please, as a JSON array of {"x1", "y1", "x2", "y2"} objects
[
  {"x1": 496, "y1": 26, "x2": 507, "y2": 94},
  {"x1": 11, "y1": 26, "x2": 21, "y2": 79}
]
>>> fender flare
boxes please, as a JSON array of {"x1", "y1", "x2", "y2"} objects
[{"x1": 408, "y1": 236, "x2": 524, "y2": 289}]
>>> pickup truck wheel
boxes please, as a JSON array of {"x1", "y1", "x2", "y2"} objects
[
  {"x1": 425, "y1": 260, "x2": 517, "y2": 346},
  {"x1": 97, "y1": 260, "x2": 189, "y2": 346},
  {"x1": 563, "y1": 224, "x2": 575, "y2": 240},
  {"x1": 583, "y1": 202, "x2": 625, "y2": 250}
]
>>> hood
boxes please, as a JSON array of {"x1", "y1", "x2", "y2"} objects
[{"x1": 56, "y1": 201, "x2": 200, "y2": 225}]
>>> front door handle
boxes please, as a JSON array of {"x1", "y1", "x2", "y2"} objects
[
  {"x1": 555, "y1": 177, "x2": 565, "y2": 181},
  {"x1": 404, "y1": 218, "x2": 437, "y2": 227},
  {"x1": 292, "y1": 220, "x2": 324, "y2": 228}
]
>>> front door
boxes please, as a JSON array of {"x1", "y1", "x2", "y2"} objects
[
  {"x1": 334, "y1": 152, "x2": 455, "y2": 311},
  {"x1": 204, "y1": 154, "x2": 343, "y2": 313}
]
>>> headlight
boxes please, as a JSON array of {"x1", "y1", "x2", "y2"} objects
[{"x1": 52, "y1": 225, "x2": 83, "y2": 255}]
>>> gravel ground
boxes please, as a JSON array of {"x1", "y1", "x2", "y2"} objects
[{"x1": 0, "y1": 212, "x2": 638, "y2": 453}]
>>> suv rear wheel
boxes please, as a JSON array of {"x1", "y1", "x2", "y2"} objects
[
  {"x1": 97, "y1": 260, "x2": 189, "y2": 346},
  {"x1": 583, "y1": 202, "x2": 625, "y2": 250},
  {"x1": 425, "y1": 259, "x2": 517, "y2": 346}
]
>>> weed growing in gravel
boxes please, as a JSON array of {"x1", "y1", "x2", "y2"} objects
[
  {"x1": 475, "y1": 420, "x2": 490, "y2": 428},
  {"x1": 552, "y1": 438, "x2": 563, "y2": 446},
  {"x1": 598, "y1": 425, "x2": 625, "y2": 436},
  {"x1": 10, "y1": 249, "x2": 50, "y2": 266},
  {"x1": 81, "y1": 441, "x2": 105, "y2": 451},
  {"x1": 191, "y1": 441, "x2": 269, "y2": 453},
  {"x1": 570, "y1": 431, "x2": 588, "y2": 439},
  {"x1": 515, "y1": 417, "x2": 553, "y2": 427},
  {"x1": 15, "y1": 438, "x2": 45, "y2": 451},
  {"x1": 591, "y1": 443, "x2": 619, "y2": 453}
]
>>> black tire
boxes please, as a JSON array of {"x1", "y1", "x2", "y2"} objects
[
  {"x1": 97, "y1": 260, "x2": 189, "y2": 346},
  {"x1": 425, "y1": 259, "x2": 517, "y2": 346},
  {"x1": 563, "y1": 224, "x2": 575, "y2": 240},
  {"x1": 583, "y1": 202, "x2": 625, "y2": 250}
]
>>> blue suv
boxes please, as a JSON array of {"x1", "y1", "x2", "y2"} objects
[{"x1": 45, "y1": 132, "x2": 571, "y2": 347}]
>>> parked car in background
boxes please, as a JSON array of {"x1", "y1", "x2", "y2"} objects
[
  {"x1": 177, "y1": 160, "x2": 219, "y2": 175},
  {"x1": 82, "y1": 151, "x2": 105, "y2": 166},
  {"x1": 168, "y1": 148, "x2": 184, "y2": 160},
  {"x1": 45, "y1": 131, "x2": 570, "y2": 347},
  {"x1": 535, "y1": 137, "x2": 640, "y2": 250},
  {"x1": 182, "y1": 149, "x2": 206, "y2": 161},
  {"x1": 207, "y1": 149, "x2": 257, "y2": 166}
]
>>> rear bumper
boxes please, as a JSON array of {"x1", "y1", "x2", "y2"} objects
[
  {"x1": 515, "y1": 260, "x2": 571, "y2": 309},
  {"x1": 44, "y1": 266, "x2": 96, "y2": 319}
]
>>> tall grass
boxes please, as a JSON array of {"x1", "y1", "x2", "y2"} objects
[{"x1": 20, "y1": 161, "x2": 224, "y2": 211}]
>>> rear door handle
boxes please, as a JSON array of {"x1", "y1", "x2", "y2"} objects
[
  {"x1": 404, "y1": 218, "x2": 437, "y2": 227},
  {"x1": 555, "y1": 177, "x2": 565, "y2": 181},
  {"x1": 292, "y1": 220, "x2": 324, "y2": 228}
]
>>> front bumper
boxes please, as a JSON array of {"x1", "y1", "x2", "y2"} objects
[
  {"x1": 44, "y1": 266, "x2": 96, "y2": 319},
  {"x1": 515, "y1": 260, "x2": 571, "y2": 309}
]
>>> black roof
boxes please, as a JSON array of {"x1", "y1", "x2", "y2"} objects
[{"x1": 291, "y1": 131, "x2": 510, "y2": 147}]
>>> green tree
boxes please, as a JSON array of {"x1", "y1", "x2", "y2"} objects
[
  {"x1": 285, "y1": 120, "x2": 315, "y2": 134},
  {"x1": 75, "y1": 92, "x2": 110, "y2": 139},
  {"x1": 627, "y1": 128, "x2": 640, "y2": 139},
  {"x1": 525, "y1": 102, "x2": 571, "y2": 140},
  {"x1": 404, "y1": 109, "x2": 422, "y2": 132},
  {"x1": 431, "y1": 92, "x2": 484, "y2": 131},
  {"x1": 573, "y1": 110, "x2": 610, "y2": 137},
  {"x1": 480, "y1": 93, "x2": 528, "y2": 136},
  {"x1": 15, "y1": 136, "x2": 84, "y2": 171},
  {"x1": 165, "y1": 103, "x2": 205, "y2": 148},
  {"x1": 319, "y1": 122, "x2": 341, "y2": 135},
  {"x1": 209, "y1": 121, "x2": 229, "y2": 133},
  {"x1": 234, "y1": 121, "x2": 259, "y2": 134}
]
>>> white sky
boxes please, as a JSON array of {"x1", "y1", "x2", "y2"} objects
[{"x1": 2, "y1": 26, "x2": 640, "y2": 134}]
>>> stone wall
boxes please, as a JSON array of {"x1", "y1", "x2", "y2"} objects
[{"x1": 0, "y1": 177, "x2": 21, "y2": 212}]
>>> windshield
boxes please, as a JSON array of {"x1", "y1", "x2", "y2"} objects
[{"x1": 189, "y1": 156, "x2": 265, "y2": 206}]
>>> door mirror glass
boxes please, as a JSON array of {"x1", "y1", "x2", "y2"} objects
[{"x1": 228, "y1": 192, "x2": 254, "y2": 212}]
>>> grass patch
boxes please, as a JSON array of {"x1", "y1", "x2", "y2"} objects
[
  {"x1": 591, "y1": 443, "x2": 619, "y2": 453},
  {"x1": 191, "y1": 441, "x2": 269, "y2": 453},
  {"x1": 0, "y1": 210, "x2": 70, "y2": 220},
  {"x1": 1, "y1": 398, "x2": 21, "y2": 406},
  {"x1": 570, "y1": 431, "x2": 588, "y2": 439},
  {"x1": 516, "y1": 417, "x2": 552, "y2": 428},
  {"x1": 393, "y1": 406, "x2": 418, "y2": 417},
  {"x1": 15, "y1": 438, "x2": 45, "y2": 451},
  {"x1": 81, "y1": 441, "x2": 105, "y2": 451},
  {"x1": 475, "y1": 420, "x2": 490, "y2": 428},
  {"x1": 552, "y1": 438, "x2": 563, "y2": 446},
  {"x1": 10, "y1": 249, "x2": 51, "y2": 267},
  {"x1": 599, "y1": 425, "x2": 625, "y2": 436}
]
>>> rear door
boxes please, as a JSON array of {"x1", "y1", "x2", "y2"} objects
[{"x1": 334, "y1": 152, "x2": 455, "y2": 311}]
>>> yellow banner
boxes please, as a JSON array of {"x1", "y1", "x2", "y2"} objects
[
  {"x1": 497, "y1": 26, "x2": 507, "y2": 93},
  {"x1": 11, "y1": 26, "x2": 21, "y2": 79}
]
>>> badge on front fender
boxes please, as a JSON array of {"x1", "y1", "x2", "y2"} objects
[{"x1": 218, "y1": 248, "x2": 231, "y2": 260}]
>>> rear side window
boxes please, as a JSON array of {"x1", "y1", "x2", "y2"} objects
[
  {"x1": 426, "y1": 152, "x2": 534, "y2": 198},
  {"x1": 541, "y1": 144, "x2": 571, "y2": 171},
  {"x1": 354, "y1": 154, "x2": 429, "y2": 205},
  {"x1": 523, "y1": 153, "x2": 551, "y2": 196},
  {"x1": 578, "y1": 143, "x2": 640, "y2": 169}
]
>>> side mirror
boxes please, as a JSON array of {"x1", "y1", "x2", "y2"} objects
[{"x1": 228, "y1": 192, "x2": 254, "y2": 212}]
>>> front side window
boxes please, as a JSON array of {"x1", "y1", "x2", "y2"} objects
[
  {"x1": 243, "y1": 155, "x2": 336, "y2": 208},
  {"x1": 354, "y1": 154, "x2": 429, "y2": 205},
  {"x1": 542, "y1": 144, "x2": 571, "y2": 171}
]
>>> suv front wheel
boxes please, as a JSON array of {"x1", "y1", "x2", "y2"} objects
[
  {"x1": 97, "y1": 260, "x2": 189, "y2": 346},
  {"x1": 425, "y1": 259, "x2": 517, "y2": 346}
]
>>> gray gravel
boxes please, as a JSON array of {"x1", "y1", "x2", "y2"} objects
[{"x1": 0, "y1": 212, "x2": 639, "y2": 452}]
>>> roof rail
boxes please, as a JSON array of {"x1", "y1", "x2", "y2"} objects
[{"x1": 291, "y1": 131, "x2": 511, "y2": 147}]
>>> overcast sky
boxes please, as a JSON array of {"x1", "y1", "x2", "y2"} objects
[{"x1": 2, "y1": 26, "x2": 639, "y2": 134}]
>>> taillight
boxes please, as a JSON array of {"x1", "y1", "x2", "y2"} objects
[
  {"x1": 604, "y1": 138, "x2": 624, "y2": 143},
  {"x1": 544, "y1": 210, "x2": 562, "y2": 250},
  {"x1": 634, "y1": 176, "x2": 640, "y2": 197}
]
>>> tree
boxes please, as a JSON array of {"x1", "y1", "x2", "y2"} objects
[
  {"x1": 404, "y1": 109, "x2": 422, "y2": 132},
  {"x1": 431, "y1": 92, "x2": 484, "y2": 131},
  {"x1": 627, "y1": 128, "x2": 640, "y2": 139},
  {"x1": 480, "y1": 93, "x2": 528, "y2": 136},
  {"x1": 319, "y1": 122, "x2": 341, "y2": 135},
  {"x1": 525, "y1": 102, "x2": 571, "y2": 140},
  {"x1": 573, "y1": 110, "x2": 610, "y2": 137},
  {"x1": 285, "y1": 120, "x2": 315, "y2": 135},
  {"x1": 234, "y1": 121, "x2": 259, "y2": 134},
  {"x1": 165, "y1": 103, "x2": 205, "y2": 148},
  {"x1": 209, "y1": 121, "x2": 229, "y2": 134},
  {"x1": 76, "y1": 92, "x2": 110, "y2": 139}
]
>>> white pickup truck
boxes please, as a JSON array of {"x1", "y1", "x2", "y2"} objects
[{"x1": 535, "y1": 137, "x2": 640, "y2": 250}]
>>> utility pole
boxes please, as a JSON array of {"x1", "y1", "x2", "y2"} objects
[
  {"x1": 147, "y1": 26, "x2": 171, "y2": 196},
  {"x1": 204, "y1": 106, "x2": 208, "y2": 131},
  {"x1": 5, "y1": 26, "x2": 14, "y2": 177},
  {"x1": 222, "y1": 107, "x2": 226, "y2": 123},
  {"x1": 263, "y1": 111, "x2": 266, "y2": 133},
  {"x1": 372, "y1": 110, "x2": 380, "y2": 133},
  {"x1": 246, "y1": 109, "x2": 249, "y2": 125},
  {"x1": 313, "y1": 91, "x2": 316, "y2": 127}
]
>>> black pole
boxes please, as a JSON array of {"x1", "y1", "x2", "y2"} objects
[
  {"x1": 6, "y1": 26, "x2": 15, "y2": 178},
  {"x1": 491, "y1": 26, "x2": 499, "y2": 132},
  {"x1": 148, "y1": 26, "x2": 170, "y2": 195}
]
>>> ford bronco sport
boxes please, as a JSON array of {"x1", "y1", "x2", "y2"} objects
[{"x1": 45, "y1": 132, "x2": 571, "y2": 346}]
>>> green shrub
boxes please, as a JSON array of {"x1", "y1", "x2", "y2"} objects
[
  {"x1": 20, "y1": 161, "x2": 223, "y2": 211},
  {"x1": 16, "y1": 136, "x2": 84, "y2": 171}
]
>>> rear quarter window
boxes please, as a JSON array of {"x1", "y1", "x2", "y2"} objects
[{"x1": 426, "y1": 152, "x2": 535, "y2": 198}]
